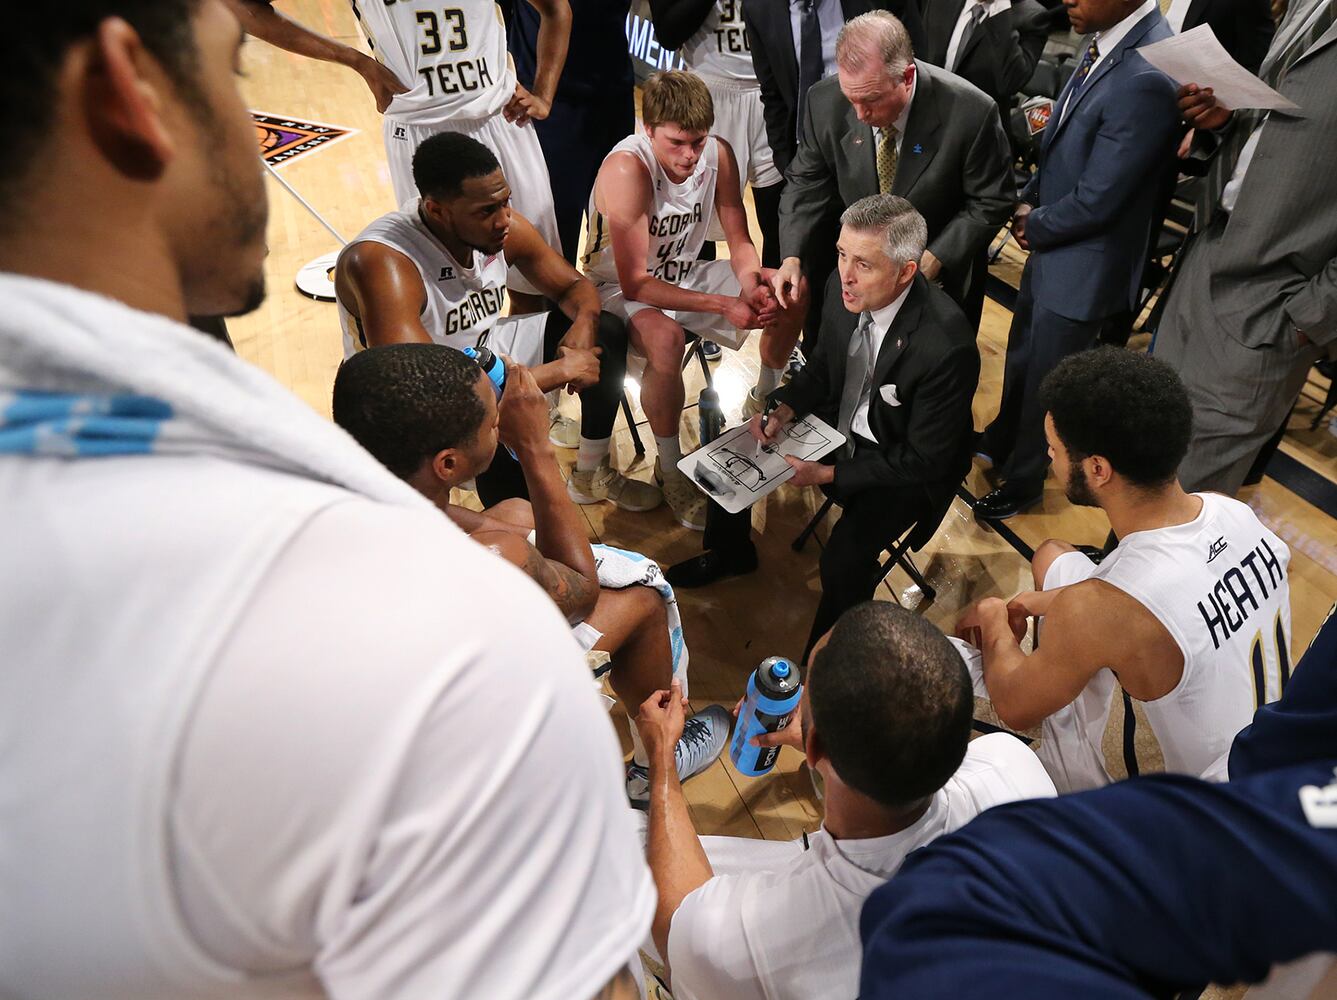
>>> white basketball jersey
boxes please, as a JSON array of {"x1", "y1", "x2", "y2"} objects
[
  {"x1": 582, "y1": 132, "x2": 719, "y2": 287},
  {"x1": 349, "y1": 0, "x2": 514, "y2": 124},
  {"x1": 1095, "y1": 492, "x2": 1293, "y2": 778},
  {"x1": 337, "y1": 203, "x2": 509, "y2": 357},
  {"x1": 678, "y1": 0, "x2": 757, "y2": 82}
]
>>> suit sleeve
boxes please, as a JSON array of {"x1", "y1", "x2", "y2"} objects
[
  {"x1": 1024, "y1": 67, "x2": 1180, "y2": 250},
  {"x1": 778, "y1": 94, "x2": 844, "y2": 264},
  {"x1": 1284, "y1": 256, "x2": 1337, "y2": 348},
  {"x1": 926, "y1": 104, "x2": 1016, "y2": 273},
  {"x1": 1002, "y1": 2, "x2": 1050, "y2": 97},
  {"x1": 743, "y1": 3, "x2": 796, "y2": 177},
  {"x1": 830, "y1": 340, "x2": 980, "y2": 497}
]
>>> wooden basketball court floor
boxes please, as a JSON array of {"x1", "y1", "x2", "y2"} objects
[{"x1": 232, "y1": 6, "x2": 1337, "y2": 981}]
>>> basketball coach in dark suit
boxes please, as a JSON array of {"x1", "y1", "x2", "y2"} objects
[
  {"x1": 742, "y1": 0, "x2": 927, "y2": 178},
  {"x1": 770, "y1": 11, "x2": 1015, "y2": 331},
  {"x1": 974, "y1": 0, "x2": 1180, "y2": 518},
  {"x1": 919, "y1": 0, "x2": 1050, "y2": 120},
  {"x1": 669, "y1": 196, "x2": 979, "y2": 659}
]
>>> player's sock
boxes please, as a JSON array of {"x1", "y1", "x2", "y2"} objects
[
  {"x1": 655, "y1": 434, "x2": 683, "y2": 469},
  {"x1": 576, "y1": 436, "x2": 612, "y2": 473},
  {"x1": 630, "y1": 724, "x2": 649, "y2": 768},
  {"x1": 756, "y1": 364, "x2": 783, "y2": 396}
]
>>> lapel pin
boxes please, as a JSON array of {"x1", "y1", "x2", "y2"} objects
[
  {"x1": 853, "y1": 135, "x2": 864, "y2": 146},
  {"x1": 896, "y1": 338, "x2": 903, "y2": 349},
  {"x1": 912, "y1": 144, "x2": 923, "y2": 154}
]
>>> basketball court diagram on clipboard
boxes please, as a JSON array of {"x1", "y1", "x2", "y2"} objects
[{"x1": 677, "y1": 415, "x2": 845, "y2": 514}]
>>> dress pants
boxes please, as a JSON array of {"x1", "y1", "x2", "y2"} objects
[
  {"x1": 984, "y1": 261, "x2": 1104, "y2": 486},
  {"x1": 1152, "y1": 215, "x2": 1324, "y2": 495},
  {"x1": 533, "y1": 88, "x2": 634, "y2": 265},
  {"x1": 475, "y1": 310, "x2": 628, "y2": 505},
  {"x1": 701, "y1": 441, "x2": 932, "y2": 660}
]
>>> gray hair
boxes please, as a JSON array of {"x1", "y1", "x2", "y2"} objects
[
  {"x1": 836, "y1": 11, "x2": 914, "y2": 78},
  {"x1": 839, "y1": 194, "x2": 927, "y2": 266}
]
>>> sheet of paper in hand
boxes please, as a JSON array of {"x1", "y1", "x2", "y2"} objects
[{"x1": 676, "y1": 415, "x2": 846, "y2": 514}]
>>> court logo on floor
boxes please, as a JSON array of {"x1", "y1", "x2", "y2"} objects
[{"x1": 253, "y1": 111, "x2": 358, "y2": 168}]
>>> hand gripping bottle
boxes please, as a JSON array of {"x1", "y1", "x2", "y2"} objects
[{"x1": 730, "y1": 657, "x2": 803, "y2": 777}]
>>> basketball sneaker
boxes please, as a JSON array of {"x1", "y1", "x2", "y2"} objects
[
  {"x1": 626, "y1": 704, "x2": 732, "y2": 808},
  {"x1": 567, "y1": 458, "x2": 662, "y2": 511},
  {"x1": 655, "y1": 457, "x2": 707, "y2": 530},
  {"x1": 549, "y1": 410, "x2": 579, "y2": 449},
  {"x1": 741, "y1": 386, "x2": 767, "y2": 420}
]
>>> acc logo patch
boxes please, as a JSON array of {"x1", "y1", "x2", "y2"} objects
[{"x1": 253, "y1": 111, "x2": 357, "y2": 168}]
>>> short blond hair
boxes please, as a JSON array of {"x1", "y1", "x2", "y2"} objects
[
  {"x1": 837, "y1": 11, "x2": 914, "y2": 78},
  {"x1": 641, "y1": 70, "x2": 715, "y2": 133}
]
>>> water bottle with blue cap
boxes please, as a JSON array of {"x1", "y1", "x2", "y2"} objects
[{"x1": 731, "y1": 656, "x2": 803, "y2": 777}]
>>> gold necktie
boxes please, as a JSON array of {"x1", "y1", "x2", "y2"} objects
[{"x1": 877, "y1": 127, "x2": 898, "y2": 194}]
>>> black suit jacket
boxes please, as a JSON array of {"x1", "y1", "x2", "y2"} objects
[
  {"x1": 778, "y1": 62, "x2": 1015, "y2": 308},
  {"x1": 1182, "y1": 0, "x2": 1275, "y2": 73},
  {"x1": 742, "y1": 0, "x2": 928, "y2": 177},
  {"x1": 771, "y1": 272, "x2": 980, "y2": 501},
  {"x1": 919, "y1": 0, "x2": 1049, "y2": 115}
]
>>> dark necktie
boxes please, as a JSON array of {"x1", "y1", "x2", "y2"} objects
[
  {"x1": 797, "y1": 0, "x2": 824, "y2": 142},
  {"x1": 1201, "y1": 0, "x2": 1334, "y2": 219},
  {"x1": 837, "y1": 313, "x2": 875, "y2": 455},
  {"x1": 953, "y1": 3, "x2": 988, "y2": 71}
]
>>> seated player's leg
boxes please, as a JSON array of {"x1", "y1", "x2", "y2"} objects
[
  {"x1": 626, "y1": 307, "x2": 707, "y2": 531},
  {"x1": 544, "y1": 310, "x2": 662, "y2": 511},
  {"x1": 586, "y1": 585, "x2": 673, "y2": 712},
  {"x1": 1032, "y1": 539, "x2": 1079, "y2": 590},
  {"x1": 747, "y1": 270, "x2": 809, "y2": 417}
]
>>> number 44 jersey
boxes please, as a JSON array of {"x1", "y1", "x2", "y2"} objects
[{"x1": 349, "y1": 0, "x2": 515, "y2": 124}]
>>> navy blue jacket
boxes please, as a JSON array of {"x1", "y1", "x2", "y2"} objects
[{"x1": 1021, "y1": 11, "x2": 1179, "y2": 321}]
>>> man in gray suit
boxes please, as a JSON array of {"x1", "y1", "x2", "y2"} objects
[
  {"x1": 975, "y1": 0, "x2": 1179, "y2": 519},
  {"x1": 769, "y1": 11, "x2": 1015, "y2": 331},
  {"x1": 1154, "y1": 0, "x2": 1336, "y2": 496}
]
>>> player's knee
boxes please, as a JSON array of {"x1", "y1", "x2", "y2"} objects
[
  {"x1": 490, "y1": 498, "x2": 535, "y2": 531},
  {"x1": 637, "y1": 322, "x2": 686, "y2": 371},
  {"x1": 1032, "y1": 539, "x2": 1077, "y2": 590}
]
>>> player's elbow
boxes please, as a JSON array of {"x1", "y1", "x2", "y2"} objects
[{"x1": 993, "y1": 696, "x2": 1045, "y2": 733}]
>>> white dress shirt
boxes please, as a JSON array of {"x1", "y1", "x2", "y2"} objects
[
  {"x1": 788, "y1": 0, "x2": 844, "y2": 77},
  {"x1": 945, "y1": 0, "x2": 1011, "y2": 70},
  {"x1": 1165, "y1": 0, "x2": 1195, "y2": 33},
  {"x1": 665, "y1": 735, "x2": 1057, "y2": 1000},
  {"x1": 851, "y1": 281, "x2": 913, "y2": 442}
]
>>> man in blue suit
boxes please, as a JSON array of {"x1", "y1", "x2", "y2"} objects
[{"x1": 975, "y1": 0, "x2": 1180, "y2": 519}]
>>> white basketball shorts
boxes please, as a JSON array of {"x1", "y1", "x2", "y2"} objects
[
  {"x1": 704, "y1": 77, "x2": 781, "y2": 189},
  {"x1": 383, "y1": 113, "x2": 561, "y2": 296},
  {"x1": 594, "y1": 259, "x2": 753, "y2": 351}
]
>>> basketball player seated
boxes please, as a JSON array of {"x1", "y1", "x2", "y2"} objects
[
  {"x1": 336, "y1": 131, "x2": 661, "y2": 512},
  {"x1": 956, "y1": 348, "x2": 1293, "y2": 793},
  {"x1": 230, "y1": 0, "x2": 569, "y2": 317},
  {"x1": 332, "y1": 343, "x2": 729, "y2": 803},
  {"x1": 583, "y1": 70, "x2": 808, "y2": 530},
  {"x1": 634, "y1": 602, "x2": 1055, "y2": 1000}
]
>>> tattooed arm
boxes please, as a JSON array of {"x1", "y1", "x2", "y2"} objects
[{"x1": 473, "y1": 530, "x2": 600, "y2": 625}]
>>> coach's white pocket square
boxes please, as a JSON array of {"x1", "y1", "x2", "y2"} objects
[{"x1": 880, "y1": 384, "x2": 902, "y2": 406}]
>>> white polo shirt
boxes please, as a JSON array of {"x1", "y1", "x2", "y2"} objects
[{"x1": 666, "y1": 734, "x2": 1056, "y2": 1000}]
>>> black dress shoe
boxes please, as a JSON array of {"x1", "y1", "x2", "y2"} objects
[
  {"x1": 666, "y1": 546, "x2": 758, "y2": 587},
  {"x1": 974, "y1": 482, "x2": 1044, "y2": 520}
]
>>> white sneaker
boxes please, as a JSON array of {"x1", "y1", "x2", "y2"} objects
[
  {"x1": 549, "y1": 411, "x2": 579, "y2": 449},
  {"x1": 567, "y1": 458, "x2": 662, "y2": 511},
  {"x1": 655, "y1": 457, "x2": 706, "y2": 531},
  {"x1": 626, "y1": 704, "x2": 731, "y2": 808},
  {"x1": 742, "y1": 386, "x2": 767, "y2": 420}
]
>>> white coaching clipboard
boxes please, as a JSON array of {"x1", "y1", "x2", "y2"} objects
[{"x1": 676, "y1": 415, "x2": 846, "y2": 514}]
